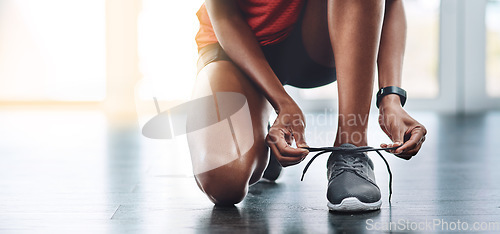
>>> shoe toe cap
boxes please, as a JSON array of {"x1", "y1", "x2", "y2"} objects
[{"x1": 327, "y1": 172, "x2": 381, "y2": 205}]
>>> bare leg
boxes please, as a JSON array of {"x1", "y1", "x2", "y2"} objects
[
  {"x1": 301, "y1": 0, "x2": 334, "y2": 68},
  {"x1": 190, "y1": 60, "x2": 272, "y2": 205},
  {"x1": 301, "y1": 0, "x2": 408, "y2": 147},
  {"x1": 328, "y1": 0, "x2": 385, "y2": 146}
]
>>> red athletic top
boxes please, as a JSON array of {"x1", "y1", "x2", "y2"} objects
[{"x1": 195, "y1": 0, "x2": 305, "y2": 51}]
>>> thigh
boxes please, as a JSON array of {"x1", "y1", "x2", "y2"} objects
[
  {"x1": 301, "y1": 0, "x2": 334, "y2": 68},
  {"x1": 191, "y1": 60, "x2": 272, "y2": 185},
  {"x1": 265, "y1": 0, "x2": 336, "y2": 88}
]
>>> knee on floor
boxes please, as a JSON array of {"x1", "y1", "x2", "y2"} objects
[{"x1": 195, "y1": 164, "x2": 252, "y2": 205}]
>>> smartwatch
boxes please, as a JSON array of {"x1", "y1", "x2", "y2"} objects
[{"x1": 376, "y1": 86, "x2": 407, "y2": 109}]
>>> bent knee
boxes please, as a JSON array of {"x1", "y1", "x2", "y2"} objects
[{"x1": 195, "y1": 165, "x2": 250, "y2": 205}]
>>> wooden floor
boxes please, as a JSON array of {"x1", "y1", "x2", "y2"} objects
[{"x1": 1, "y1": 110, "x2": 500, "y2": 233}]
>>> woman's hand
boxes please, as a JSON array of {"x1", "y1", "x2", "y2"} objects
[
  {"x1": 266, "y1": 102, "x2": 309, "y2": 167},
  {"x1": 378, "y1": 95, "x2": 427, "y2": 160}
]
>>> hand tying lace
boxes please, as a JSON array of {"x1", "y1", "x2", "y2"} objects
[{"x1": 300, "y1": 145, "x2": 400, "y2": 202}]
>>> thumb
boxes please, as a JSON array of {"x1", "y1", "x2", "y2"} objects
[
  {"x1": 296, "y1": 140, "x2": 309, "y2": 149},
  {"x1": 391, "y1": 128, "x2": 404, "y2": 148},
  {"x1": 294, "y1": 133, "x2": 309, "y2": 154}
]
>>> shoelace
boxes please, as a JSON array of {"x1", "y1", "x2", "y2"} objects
[{"x1": 300, "y1": 145, "x2": 400, "y2": 202}]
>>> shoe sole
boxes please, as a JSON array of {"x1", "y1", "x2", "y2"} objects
[{"x1": 327, "y1": 197, "x2": 381, "y2": 212}]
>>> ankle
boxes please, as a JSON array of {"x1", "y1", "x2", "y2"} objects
[{"x1": 334, "y1": 129, "x2": 368, "y2": 147}]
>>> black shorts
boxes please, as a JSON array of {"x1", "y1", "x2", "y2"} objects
[{"x1": 196, "y1": 10, "x2": 336, "y2": 89}]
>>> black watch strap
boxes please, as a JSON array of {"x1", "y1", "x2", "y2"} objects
[{"x1": 376, "y1": 86, "x2": 407, "y2": 109}]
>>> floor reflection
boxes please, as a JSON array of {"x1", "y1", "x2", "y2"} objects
[
  {"x1": 2, "y1": 110, "x2": 500, "y2": 233},
  {"x1": 197, "y1": 206, "x2": 268, "y2": 234},
  {"x1": 197, "y1": 182, "x2": 277, "y2": 233},
  {"x1": 328, "y1": 210, "x2": 381, "y2": 233}
]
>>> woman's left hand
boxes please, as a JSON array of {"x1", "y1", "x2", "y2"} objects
[{"x1": 378, "y1": 95, "x2": 427, "y2": 160}]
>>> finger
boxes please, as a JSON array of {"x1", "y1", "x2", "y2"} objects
[
  {"x1": 390, "y1": 123, "x2": 404, "y2": 149},
  {"x1": 394, "y1": 153, "x2": 412, "y2": 160},
  {"x1": 266, "y1": 130, "x2": 308, "y2": 157},
  {"x1": 280, "y1": 155, "x2": 306, "y2": 167},
  {"x1": 403, "y1": 143, "x2": 422, "y2": 157},
  {"x1": 397, "y1": 132, "x2": 425, "y2": 157},
  {"x1": 383, "y1": 142, "x2": 402, "y2": 154},
  {"x1": 391, "y1": 143, "x2": 403, "y2": 154},
  {"x1": 276, "y1": 139, "x2": 308, "y2": 157},
  {"x1": 380, "y1": 143, "x2": 394, "y2": 153},
  {"x1": 396, "y1": 126, "x2": 426, "y2": 154},
  {"x1": 397, "y1": 138, "x2": 424, "y2": 157},
  {"x1": 268, "y1": 143, "x2": 300, "y2": 167},
  {"x1": 293, "y1": 127, "x2": 309, "y2": 149},
  {"x1": 268, "y1": 143, "x2": 304, "y2": 167},
  {"x1": 267, "y1": 127, "x2": 291, "y2": 146},
  {"x1": 281, "y1": 160, "x2": 303, "y2": 167}
]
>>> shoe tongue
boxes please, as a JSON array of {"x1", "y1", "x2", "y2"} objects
[
  {"x1": 327, "y1": 144, "x2": 368, "y2": 166},
  {"x1": 337, "y1": 144, "x2": 368, "y2": 160}
]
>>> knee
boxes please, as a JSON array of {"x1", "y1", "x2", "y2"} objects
[{"x1": 195, "y1": 163, "x2": 252, "y2": 205}]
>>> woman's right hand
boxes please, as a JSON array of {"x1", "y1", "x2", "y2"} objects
[
  {"x1": 207, "y1": 0, "x2": 309, "y2": 166},
  {"x1": 266, "y1": 102, "x2": 310, "y2": 167}
]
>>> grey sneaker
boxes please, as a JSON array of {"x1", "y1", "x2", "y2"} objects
[
  {"x1": 262, "y1": 150, "x2": 282, "y2": 181},
  {"x1": 262, "y1": 124, "x2": 282, "y2": 182},
  {"x1": 301, "y1": 143, "x2": 396, "y2": 212},
  {"x1": 326, "y1": 143, "x2": 381, "y2": 212}
]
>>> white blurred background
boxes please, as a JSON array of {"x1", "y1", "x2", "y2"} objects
[
  {"x1": 0, "y1": 1, "x2": 499, "y2": 231},
  {"x1": 0, "y1": 0, "x2": 498, "y2": 116}
]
